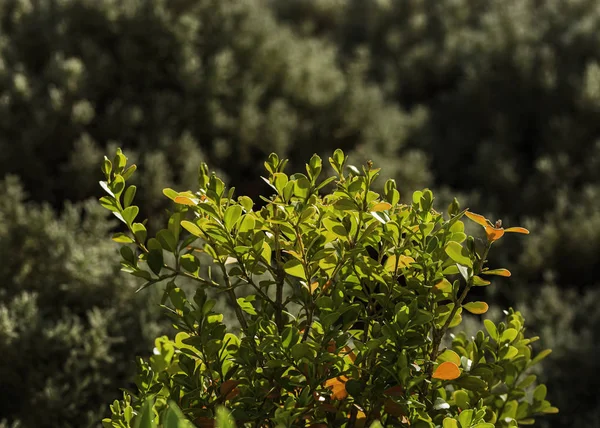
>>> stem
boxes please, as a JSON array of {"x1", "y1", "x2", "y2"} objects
[{"x1": 274, "y1": 227, "x2": 285, "y2": 332}]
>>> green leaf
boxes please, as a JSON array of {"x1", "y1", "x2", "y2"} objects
[
  {"x1": 170, "y1": 287, "x2": 186, "y2": 311},
  {"x1": 484, "y1": 319, "x2": 498, "y2": 340},
  {"x1": 110, "y1": 175, "x2": 126, "y2": 197},
  {"x1": 283, "y1": 259, "x2": 306, "y2": 280},
  {"x1": 112, "y1": 233, "x2": 134, "y2": 243},
  {"x1": 294, "y1": 177, "x2": 311, "y2": 198},
  {"x1": 164, "y1": 401, "x2": 195, "y2": 428},
  {"x1": 453, "y1": 390, "x2": 470, "y2": 409},
  {"x1": 322, "y1": 218, "x2": 347, "y2": 237},
  {"x1": 438, "y1": 350, "x2": 461, "y2": 365},
  {"x1": 132, "y1": 222, "x2": 147, "y2": 243},
  {"x1": 443, "y1": 418, "x2": 459, "y2": 428},
  {"x1": 215, "y1": 406, "x2": 236, "y2": 428},
  {"x1": 122, "y1": 206, "x2": 139, "y2": 225},
  {"x1": 99, "y1": 196, "x2": 119, "y2": 212},
  {"x1": 101, "y1": 156, "x2": 112, "y2": 177},
  {"x1": 445, "y1": 241, "x2": 473, "y2": 267},
  {"x1": 314, "y1": 176, "x2": 336, "y2": 192},
  {"x1": 500, "y1": 328, "x2": 518, "y2": 344},
  {"x1": 533, "y1": 384, "x2": 547, "y2": 402},
  {"x1": 411, "y1": 309, "x2": 433, "y2": 327},
  {"x1": 181, "y1": 220, "x2": 203, "y2": 237},
  {"x1": 147, "y1": 250, "x2": 163, "y2": 276},
  {"x1": 121, "y1": 164, "x2": 137, "y2": 181},
  {"x1": 180, "y1": 254, "x2": 199, "y2": 273},
  {"x1": 120, "y1": 246, "x2": 136, "y2": 264},
  {"x1": 273, "y1": 173, "x2": 288, "y2": 194},
  {"x1": 531, "y1": 349, "x2": 552, "y2": 365},
  {"x1": 455, "y1": 376, "x2": 488, "y2": 392},
  {"x1": 123, "y1": 185, "x2": 137, "y2": 208},
  {"x1": 502, "y1": 345, "x2": 518, "y2": 360},
  {"x1": 291, "y1": 343, "x2": 311, "y2": 362},
  {"x1": 157, "y1": 229, "x2": 177, "y2": 252},
  {"x1": 333, "y1": 198, "x2": 357, "y2": 211},
  {"x1": 457, "y1": 409, "x2": 474, "y2": 428},
  {"x1": 224, "y1": 205, "x2": 243, "y2": 231},
  {"x1": 238, "y1": 214, "x2": 255, "y2": 233},
  {"x1": 134, "y1": 399, "x2": 156, "y2": 428},
  {"x1": 163, "y1": 188, "x2": 179, "y2": 201},
  {"x1": 237, "y1": 297, "x2": 257, "y2": 315},
  {"x1": 345, "y1": 379, "x2": 363, "y2": 397}
]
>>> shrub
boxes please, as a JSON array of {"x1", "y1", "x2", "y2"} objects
[{"x1": 99, "y1": 149, "x2": 555, "y2": 427}]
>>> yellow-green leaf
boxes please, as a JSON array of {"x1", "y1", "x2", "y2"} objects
[
  {"x1": 437, "y1": 349, "x2": 461, "y2": 365},
  {"x1": 112, "y1": 233, "x2": 133, "y2": 243},
  {"x1": 181, "y1": 220, "x2": 202, "y2": 237},
  {"x1": 284, "y1": 259, "x2": 306, "y2": 280},
  {"x1": 443, "y1": 418, "x2": 459, "y2": 428},
  {"x1": 445, "y1": 241, "x2": 473, "y2": 268}
]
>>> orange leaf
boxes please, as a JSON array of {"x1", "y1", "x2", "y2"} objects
[
  {"x1": 504, "y1": 226, "x2": 529, "y2": 234},
  {"x1": 309, "y1": 282, "x2": 319, "y2": 294},
  {"x1": 327, "y1": 340, "x2": 336, "y2": 353},
  {"x1": 325, "y1": 375, "x2": 348, "y2": 400},
  {"x1": 465, "y1": 211, "x2": 491, "y2": 228},
  {"x1": 462, "y1": 301, "x2": 489, "y2": 315},
  {"x1": 174, "y1": 196, "x2": 198, "y2": 206},
  {"x1": 481, "y1": 268, "x2": 511, "y2": 277},
  {"x1": 432, "y1": 361, "x2": 461, "y2": 380},
  {"x1": 485, "y1": 226, "x2": 505, "y2": 242},
  {"x1": 371, "y1": 202, "x2": 393, "y2": 212}
]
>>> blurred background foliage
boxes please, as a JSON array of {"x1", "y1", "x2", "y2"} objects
[{"x1": 0, "y1": 0, "x2": 598, "y2": 426}]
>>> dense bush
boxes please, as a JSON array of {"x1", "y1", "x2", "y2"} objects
[{"x1": 99, "y1": 149, "x2": 555, "y2": 427}]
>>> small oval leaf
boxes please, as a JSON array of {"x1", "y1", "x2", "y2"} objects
[
  {"x1": 432, "y1": 361, "x2": 461, "y2": 380},
  {"x1": 463, "y1": 301, "x2": 489, "y2": 314}
]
